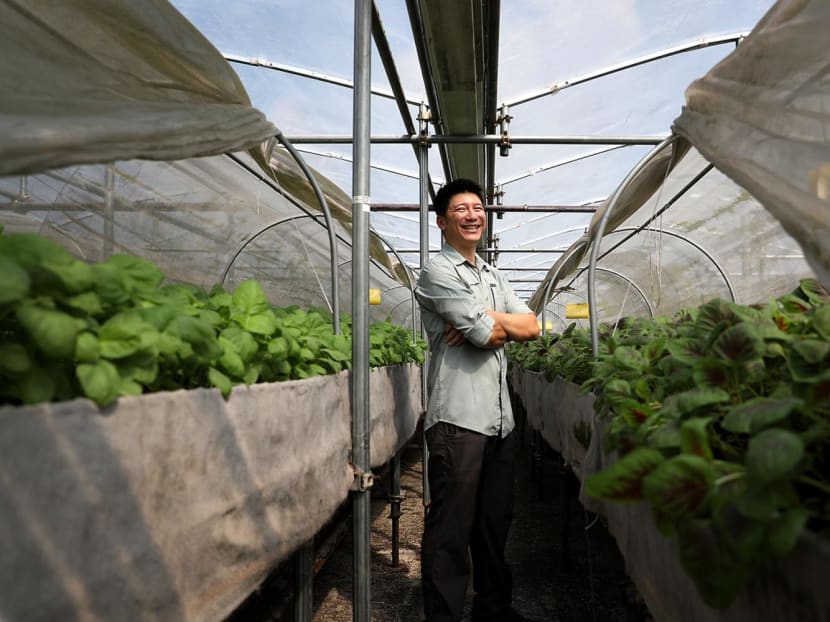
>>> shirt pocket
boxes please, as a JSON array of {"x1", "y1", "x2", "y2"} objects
[{"x1": 458, "y1": 270, "x2": 490, "y2": 307}]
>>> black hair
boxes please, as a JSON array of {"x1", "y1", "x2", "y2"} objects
[{"x1": 433, "y1": 178, "x2": 484, "y2": 216}]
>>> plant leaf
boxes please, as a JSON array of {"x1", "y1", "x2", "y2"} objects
[
  {"x1": 791, "y1": 339, "x2": 830, "y2": 365},
  {"x1": 0, "y1": 343, "x2": 30, "y2": 374},
  {"x1": 241, "y1": 310, "x2": 277, "y2": 335},
  {"x1": 584, "y1": 447, "x2": 664, "y2": 502},
  {"x1": 660, "y1": 387, "x2": 730, "y2": 418},
  {"x1": 0, "y1": 256, "x2": 30, "y2": 304},
  {"x1": 745, "y1": 429, "x2": 804, "y2": 486},
  {"x1": 76, "y1": 360, "x2": 122, "y2": 406},
  {"x1": 642, "y1": 454, "x2": 714, "y2": 519},
  {"x1": 676, "y1": 520, "x2": 749, "y2": 609},
  {"x1": 765, "y1": 506, "x2": 807, "y2": 557},
  {"x1": 64, "y1": 291, "x2": 104, "y2": 316},
  {"x1": 166, "y1": 315, "x2": 222, "y2": 360},
  {"x1": 797, "y1": 278, "x2": 830, "y2": 305},
  {"x1": 16, "y1": 304, "x2": 85, "y2": 359},
  {"x1": 735, "y1": 481, "x2": 798, "y2": 520},
  {"x1": 104, "y1": 254, "x2": 164, "y2": 294},
  {"x1": 811, "y1": 304, "x2": 830, "y2": 340},
  {"x1": 218, "y1": 338, "x2": 246, "y2": 378},
  {"x1": 208, "y1": 367, "x2": 232, "y2": 397},
  {"x1": 713, "y1": 323, "x2": 764, "y2": 363},
  {"x1": 696, "y1": 299, "x2": 738, "y2": 337},
  {"x1": 219, "y1": 327, "x2": 258, "y2": 363},
  {"x1": 231, "y1": 279, "x2": 269, "y2": 315},
  {"x1": 99, "y1": 312, "x2": 158, "y2": 359},
  {"x1": 692, "y1": 358, "x2": 731, "y2": 390},
  {"x1": 19, "y1": 366, "x2": 56, "y2": 404},
  {"x1": 680, "y1": 418, "x2": 713, "y2": 460},
  {"x1": 721, "y1": 397, "x2": 802, "y2": 434},
  {"x1": 666, "y1": 338, "x2": 708, "y2": 366}
]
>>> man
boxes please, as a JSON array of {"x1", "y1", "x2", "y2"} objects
[{"x1": 415, "y1": 178, "x2": 540, "y2": 622}]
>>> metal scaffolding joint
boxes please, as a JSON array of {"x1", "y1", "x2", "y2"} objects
[
  {"x1": 497, "y1": 105, "x2": 512, "y2": 157},
  {"x1": 350, "y1": 465, "x2": 375, "y2": 491}
]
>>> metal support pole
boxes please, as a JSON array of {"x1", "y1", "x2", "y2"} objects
[
  {"x1": 417, "y1": 103, "x2": 431, "y2": 516},
  {"x1": 103, "y1": 166, "x2": 115, "y2": 258},
  {"x1": 389, "y1": 454, "x2": 403, "y2": 567},
  {"x1": 351, "y1": 1, "x2": 372, "y2": 620},
  {"x1": 588, "y1": 134, "x2": 678, "y2": 357},
  {"x1": 294, "y1": 541, "x2": 313, "y2": 622}
]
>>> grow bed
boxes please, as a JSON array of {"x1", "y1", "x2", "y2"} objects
[
  {"x1": 0, "y1": 363, "x2": 421, "y2": 622},
  {"x1": 513, "y1": 368, "x2": 830, "y2": 622}
]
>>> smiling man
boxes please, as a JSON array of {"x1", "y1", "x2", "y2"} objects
[{"x1": 415, "y1": 178, "x2": 540, "y2": 622}]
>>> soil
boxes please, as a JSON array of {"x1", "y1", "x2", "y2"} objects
[{"x1": 229, "y1": 425, "x2": 653, "y2": 622}]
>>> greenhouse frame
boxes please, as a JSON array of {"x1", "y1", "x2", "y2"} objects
[{"x1": 1, "y1": 0, "x2": 829, "y2": 620}]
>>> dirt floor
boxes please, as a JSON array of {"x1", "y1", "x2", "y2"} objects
[{"x1": 229, "y1": 425, "x2": 653, "y2": 622}]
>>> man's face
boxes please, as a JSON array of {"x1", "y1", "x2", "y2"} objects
[{"x1": 437, "y1": 191, "x2": 486, "y2": 249}]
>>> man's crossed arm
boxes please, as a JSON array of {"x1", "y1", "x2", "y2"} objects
[{"x1": 444, "y1": 310, "x2": 539, "y2": 348}]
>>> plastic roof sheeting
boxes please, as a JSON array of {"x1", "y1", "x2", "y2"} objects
[
  {"x1": 537, "y1": 147, "x2": 814, "y2": 326},
  {"x1": 0, "y1": 150, "x2": 414, "y2": 323},
  {"x1": 674, "y1": 0, "x2": 830, "y2": 288},
  {"x1": 0, "y1": 0, "x2": 275, "y2": 176}
]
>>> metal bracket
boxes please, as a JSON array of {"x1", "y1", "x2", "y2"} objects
[
  {"x1": 497, "y1": 105, "x2": 513, "y2": 157},
  {"x1": 417, "y1": 102, "x2": 432, "y2": 147},
  {"x1": 350, "y1": 465, "x2": 374, "y2": 491}
]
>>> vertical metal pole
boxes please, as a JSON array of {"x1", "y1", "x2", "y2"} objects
[
  {"x1": 389, "y1": 454, "x2": 402, "y2": 567},
  {"x1": 417, "y1": 103, "x2": 431, "y2": 515},
  {"x1": 103, "y1": 166, "x2": 115, "y2": 258},
  {"x1": 294, "y1": 541, "x2": 313, "y2": 622},
  {"x1": 18, "y1": 175, "x2": 29, "y2": 201},
  {"x1": 352, "y1": 1, "x2": 372, "y2": 621}
]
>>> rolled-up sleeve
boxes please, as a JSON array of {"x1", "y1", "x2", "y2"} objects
[{"x1": 415, "y1": 261, "x2": 494, "y2": 348}]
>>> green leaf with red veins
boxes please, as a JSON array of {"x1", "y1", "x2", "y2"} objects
[
  {"x1": 680, "y1": 418, "x2": 713, "y2": 460},
  {"x1": 584, "y1": 447, "x2": 664, "y2": 502},
  {"x1": 643, "y1": 454, "x2": 714, "y2": 520}
]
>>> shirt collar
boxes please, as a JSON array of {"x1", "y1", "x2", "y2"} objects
[{"x1": 441, "y1": 242, "x2": 491, "y2": 272}]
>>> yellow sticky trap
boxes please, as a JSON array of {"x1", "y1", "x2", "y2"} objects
[
  {"x1": 808, "y1": 163, "x2": 830, "y2": 200},
  {"x1": 368, "y1": 288, "x2": 381, "y2": 305},
  {"x1": 537, "y1": 320, "x2": 554, "y2": 331},
  {"x1": 565, "y1": 303, "x2": 589, "y2": 319}
]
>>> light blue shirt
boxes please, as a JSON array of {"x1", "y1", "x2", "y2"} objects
[{"x1": 415, "y1": 244, "x2": 533, "y2": 437}]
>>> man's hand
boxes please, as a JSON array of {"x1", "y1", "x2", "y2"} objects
[
  {"x1": 444, "y1": 324, "x2": 466, "y2": 346},
  {"x1": 486, "y1": 310, "x2": 539, "y2": 342}
]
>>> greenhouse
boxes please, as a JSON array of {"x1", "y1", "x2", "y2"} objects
[{"x1": 1, "y1": 0, "x2": 829, "y2": 621}]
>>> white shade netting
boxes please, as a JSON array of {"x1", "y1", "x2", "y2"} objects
[
  {"x1": 0, "y1": 147, "x2": 415, "y2": 321},
  {"x1": 674, "y1": 0, "x2": 830, "y2": 289},
  {"x1": 0, "y1": 0, "x2": 277, "y2": 176},
  {"x1": 537, "y1": 147, "x2": 814, "y2": 323}
]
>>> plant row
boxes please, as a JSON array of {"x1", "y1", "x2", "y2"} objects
[
  {"x1": 0, "y1": 230, "x2": 425, "y2": 407},
  {"x1": 508, "y1": 279, "x2": 830, "y2": 608}
]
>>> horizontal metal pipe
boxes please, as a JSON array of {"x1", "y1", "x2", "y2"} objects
[
  {"x1": 224, "y1": 52, "x2": 421, "y2": 106},
  {"x1": 506, "y1": 33, "x2": 747, "y2": 107},
  {"x1": 371, "y1": 203, "x2": 598, "y2": 213},
  {"x1": 283, "y1": 134, "x2": 668, "y2": 145},
  {"x1": 395, "y1": 247, "x2": 567, "y2": 254}
]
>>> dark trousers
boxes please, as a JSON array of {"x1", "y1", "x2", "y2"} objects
[{"x1": 421, "y1": 422, "x2": 516, "y2": 622}]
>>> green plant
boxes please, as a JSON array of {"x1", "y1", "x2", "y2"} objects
[
  {"x1": 508, "y1": 280, "x2": 830, "y2": 608},
  {"x1": 0, "y1": 231, "x2": 425, "y2": 407}
]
